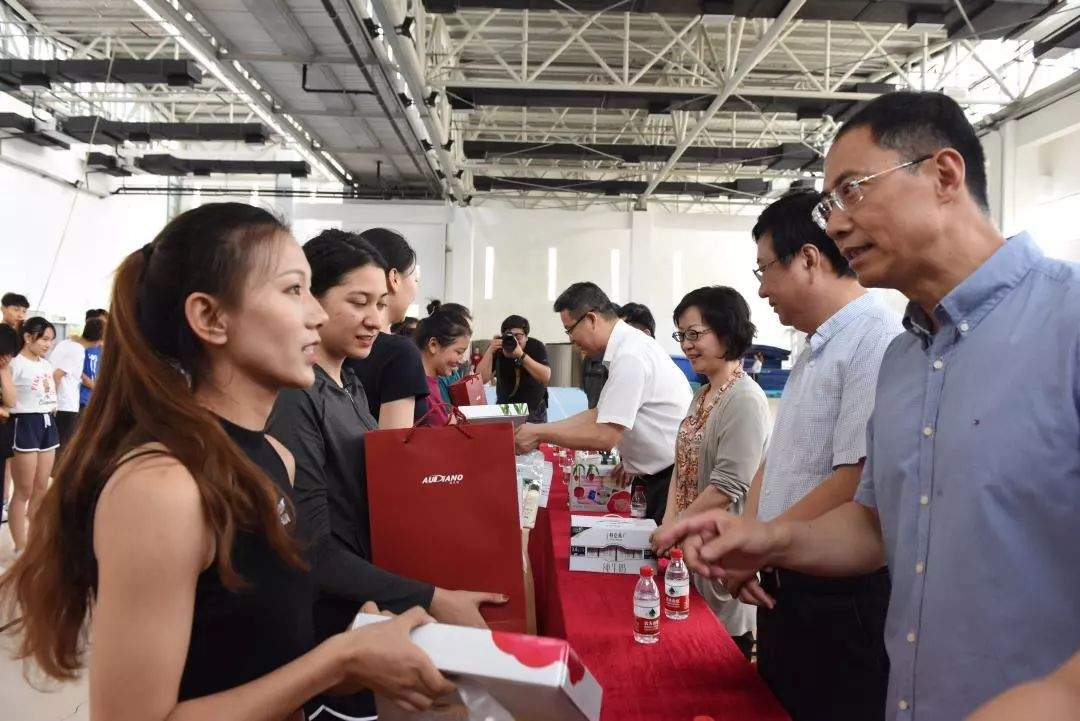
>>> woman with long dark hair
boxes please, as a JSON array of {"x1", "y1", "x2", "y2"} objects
[{"x1": 0, "y1": 203, "x2": 451, "y2": 720}]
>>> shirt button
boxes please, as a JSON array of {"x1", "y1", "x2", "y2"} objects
[
  {"x1": 899, "y1": 699, "x2": 910, "y2": 711},
  {"x1": 920, "y1": 495, "x2": 929, "y2": 506},
  {"x1": 922, "y1": 426, "x2": 934, "y2": 437},
  {"x1": 907, "y1": 632, "x2": 917, "y2": 643},
  {"x1": 959, "y1": 321, "x2": 970, "y2": 332},
  {"x1": 932, "y1": 359, "x2": 944, "y2": 370},
  {"x1": 916, "y1": 562, "x2": 925, "y2": 574}
]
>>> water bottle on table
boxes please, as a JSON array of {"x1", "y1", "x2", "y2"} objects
[
  {"x1": 630, "y1": 484, "x2": 647, "y2": 519},
  {"x1": 664, "y1": 549, "x2": 690, "y2": 620},
  {"x1": 633, "y1": 565, "x2": 661, "y2": 644}
]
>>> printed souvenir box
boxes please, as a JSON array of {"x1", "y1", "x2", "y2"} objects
[
  {"x1": 458, "y1": 403, "x2": 530, "y2": 427},
  {"x1": 351, "y1": 613, "x2": 602, "y2": 721},
  {"x1": 569, "y1": 515, "x2": 659, "y2": 575}
]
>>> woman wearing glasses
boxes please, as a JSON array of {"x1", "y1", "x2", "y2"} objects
[{"x1": 651, "y1": 286, "x2": 770, "y2": 659}]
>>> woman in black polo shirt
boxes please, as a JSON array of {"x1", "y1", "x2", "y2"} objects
[
  {"x1": 268, "y1": 231, "x2": 505, "y2": 720},
  {"x1": 343, "y1": 227, "x2": 430, "y2": 429}
]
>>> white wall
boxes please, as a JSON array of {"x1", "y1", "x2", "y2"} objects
[
  {"x1": 0, "y1": 142, "x2": 166, "y2": 326},
  {"x1": 460, "y1": 205, "x2": 799, "y2": 355},
  {"x1": 982, "y1": 87, "x2": 1080, "y2": 263},
  {"x1": 289, "y1": 200, "x2": 450, "y2": 316}
]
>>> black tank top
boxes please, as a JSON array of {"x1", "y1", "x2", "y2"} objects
[{"x1": 90, "y1": 418, "x2": 316, "y2": 703}]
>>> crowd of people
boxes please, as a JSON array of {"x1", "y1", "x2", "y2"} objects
[{"x1": 0, "y1": 89, "x2": 1076, "y2": 721}]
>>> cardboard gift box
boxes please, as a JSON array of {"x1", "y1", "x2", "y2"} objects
[
  {"x1": 569, "y1": 515, "x2": 659, "y2": 575},
  {"x1": 449, "y1": 373, "x2": 487, "y2": 406},
  {"x1": 458, "y1": 403, "x2": 530, "y2": 427},
  {"x1": 352, "y1": 613, "x2": 602, "y2": 721},
  {"x1": 568, "y1": 479, "x2": 631, "y2": 514}
]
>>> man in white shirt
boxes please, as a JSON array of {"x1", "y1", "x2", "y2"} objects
[
  {"x1": 49, "y1": 317, "x2": 105, "y2": 459},
  {"x1": 514, "y1": 282, "x2": 693, "y2": 522}
]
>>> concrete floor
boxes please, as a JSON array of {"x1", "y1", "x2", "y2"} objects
[{"x1": 1, "y1": 525, "x2": 89, "y2": 721}]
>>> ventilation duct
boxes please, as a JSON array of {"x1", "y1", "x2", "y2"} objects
[
  {"x1": 62, "y1": 117, "x2": 270, "y2": 145},
  {"x1": 134, "y1": 154, "x2": 309, "y2": 177},
  {"x1": 0, "y1": 59, "x2": 201, "y2": 89},
  {"x1": 473, "y1": 176, "x2": 770, "y2": 197}
]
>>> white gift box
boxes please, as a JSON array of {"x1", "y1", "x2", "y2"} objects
[
  {"x1": 350, "y1": 613, "x2": 602, "y2": 721},
  {"x1": 569, "y1": 515, "x2": 659, "y2": 575},
  {"x1": 458, "y1": 403, "x2": 530, "y2": 426}
]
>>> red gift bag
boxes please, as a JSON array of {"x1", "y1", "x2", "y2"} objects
[
  {"x1": 365, "y1": 416, "x2": 527, "y2": 632},
  {"x1": 449, "y1": 373, "x2": 487, "y2": 406}
]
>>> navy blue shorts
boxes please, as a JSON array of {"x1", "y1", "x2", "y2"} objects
[{"x1": 13, "y1": 413, "x2": 60, "y2": 453}]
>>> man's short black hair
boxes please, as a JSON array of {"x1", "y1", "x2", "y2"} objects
[
  {"x1": 673, "y1": 286, "x2": 756, "y2": 360},
  {"x1": 85, "y1": 308, "x2": 109, "y2": 320},
  {"x1": 83, "y1": 317, "x2": 106, "y2": 342},
  {"x1": 617, "y1": 302, "x2": 656, "y2": 337},
  {"x1": 2, "y1": 293, "x2": 29, "y2": 309},
  {"x1": 0, "y1": 324, "x2": 20, "y2": 357},
  {"x1": 553, "y1": 282, "x2": 619, "y2": 319},
  {"x1": 837, "y1": 90, "x2": 988, "y2": 211},
  {"x1": 752, "y1": 189, "x2": 855, "y2": 278},
  {"x1": 501, "y1": 314, "x2": 530, "y2": 335}
]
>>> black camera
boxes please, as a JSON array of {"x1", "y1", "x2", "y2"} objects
[{"x1": 501, "y1": 332, "x2": 519, "y2": 353}]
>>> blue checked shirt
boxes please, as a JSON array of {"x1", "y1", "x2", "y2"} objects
[
  {"x1": 758, "y1": 292, "x2": 902, "y2": 522},
  {"x1": 856, "y1": 232, "x2": 1080, "y2": 720}
]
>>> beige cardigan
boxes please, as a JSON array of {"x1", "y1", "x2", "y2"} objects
[{"x1": 673, "y1": 374, "x2": 771, "y2": 636}]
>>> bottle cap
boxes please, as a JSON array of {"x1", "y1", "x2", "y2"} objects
[
  {"x1": 670, "y1": 549, "x2": 683, "y2": 560},
  {"x1": 639, "y1": 565, "x2": 654, "y2": 577}
]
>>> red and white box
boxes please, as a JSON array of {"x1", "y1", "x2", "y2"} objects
[
  {"x1": 351, "y1": 613, "x2": 603, "y2": 721},
  {"x1": 569, "y1": 515, "x2": 659, "y2": 575}
]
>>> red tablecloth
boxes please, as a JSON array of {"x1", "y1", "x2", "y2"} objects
[{"x1": 529, "y1": 448, "x2": 789, "y2": 721}]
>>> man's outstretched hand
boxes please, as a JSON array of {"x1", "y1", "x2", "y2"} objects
[{"x1": 651, "y1": 510, "x2": 783, "y2": 600}]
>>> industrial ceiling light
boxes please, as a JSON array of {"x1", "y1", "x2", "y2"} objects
[{"x1": 130, "y1": 0, "x2": 345, "y2": 184}]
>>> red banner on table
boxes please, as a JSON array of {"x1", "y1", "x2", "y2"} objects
[
  {"x1": 449, "y1": 373, "x2": 487, "y2": 406},
  {"x1": 365, "y1": 420, "x2": 527, "y2": 633}
]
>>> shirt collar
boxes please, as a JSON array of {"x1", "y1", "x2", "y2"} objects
[
  {"x1": 313, "y1": 362, "x2": 358, "y2": 395},
  {"x1": 808, "y1": 292, "x2": 877, "y2": 354},
  {"x1": 602, "y1": 319, "x2": 630, "y2": 366},
  {"x1": 903, "y1": 232, "x2": 1042, "y2": 342}
]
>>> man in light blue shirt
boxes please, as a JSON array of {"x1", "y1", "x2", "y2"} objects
[
  {"x1": 747, "y1": 189, "x2": 901, "y2": 721},
  {"x1": 654, "y1": 90, "x2": 1080, "y2": 721}
]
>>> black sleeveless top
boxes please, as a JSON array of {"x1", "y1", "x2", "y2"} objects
[{"x1": 91, "y1": 419, "x2": 316, "y2": 703}]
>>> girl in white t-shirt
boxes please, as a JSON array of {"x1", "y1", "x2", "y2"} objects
[{"x1": 8, "y1": 316, "x2": 58, "y2": 552}]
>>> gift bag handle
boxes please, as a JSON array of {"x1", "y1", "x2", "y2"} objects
[{"x1": 405, "y1": 405, "x2": 474, "y2": 443}]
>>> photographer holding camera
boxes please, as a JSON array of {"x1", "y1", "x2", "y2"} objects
[{"x1": 476, "y1": 315, "x2": 551, "y2": 423}]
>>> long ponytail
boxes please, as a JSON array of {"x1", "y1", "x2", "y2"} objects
[{"x1": 0, "y1": 203, "x2": 304, "y2": 681}]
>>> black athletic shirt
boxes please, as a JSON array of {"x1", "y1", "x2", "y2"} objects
[
  {"x1": 90, "y1": 419, "x2": 315, "y2": 703},
  {"x1": 345, "y1": 332, "x2": 429, "y2": 423},
  {"x1": 493, "y1": 337, "x2": 550, "y2": 423}
]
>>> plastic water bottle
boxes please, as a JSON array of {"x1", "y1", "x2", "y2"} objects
[
  {"x1": 630, "y1": 484, "x2": 647, "y2": 519},
  {"x1": 664, "y1": 549, "x2": 691, "y2": 620},
  {"x1": 633, "y1": 565, "x2": 661, "y2": 644}
]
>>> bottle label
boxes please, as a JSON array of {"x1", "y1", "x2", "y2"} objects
[
  {"x1": 665, "y1": 579, "x2": 690, "y2": 613},
  {"x1": 634, "y1": 601, "x2": 660, "y2": 635}
]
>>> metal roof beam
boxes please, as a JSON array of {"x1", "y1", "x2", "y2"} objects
[{"x1": 638, "y1": 0, "x2": 807, "y2": 207}]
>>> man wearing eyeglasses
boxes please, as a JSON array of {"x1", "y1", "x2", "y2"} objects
[
  {"x1": 744, "y1": 188, "x2": 902, "y2": 721},
  {"x1": 476, "y1": 314, "x2": 551, "y2": 423},
  {"x1": 514, "y1": 281, "x2": 693, "y2": 523},
  {"x1": 655, "y1": 91, "x2": 1080, "y2": 721}
]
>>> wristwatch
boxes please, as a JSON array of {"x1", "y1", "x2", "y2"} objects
[{"x1": 514, "y1": 356, "x2": 524, "y2": 367}]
